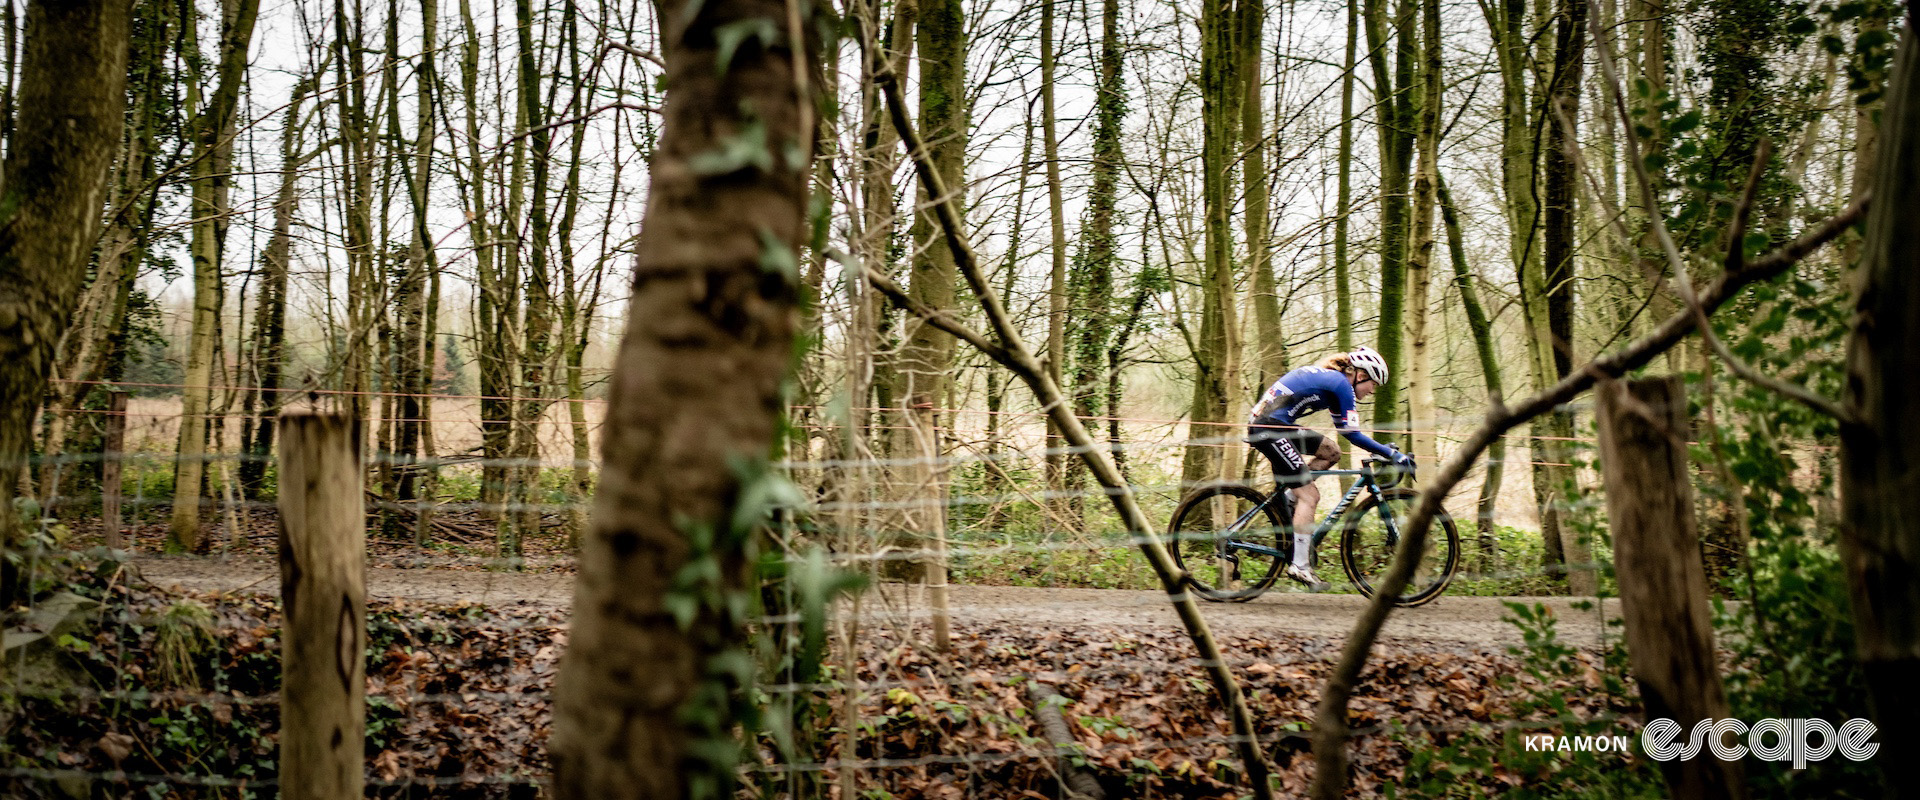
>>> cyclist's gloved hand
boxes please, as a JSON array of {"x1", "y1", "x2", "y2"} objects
[{"x1": 1389, "y1": 447, "x2": 1416, "y2": 470}]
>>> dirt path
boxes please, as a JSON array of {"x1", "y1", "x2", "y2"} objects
[{"x1": 132, "y1": 556, "x2": 1623, "y2": 647}]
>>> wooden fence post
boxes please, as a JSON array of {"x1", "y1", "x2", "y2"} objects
[
  {"x1": 1596, "y1": 376, "x2": 1744, "y2": 800},
  {"x1": 101, "y1": 391, "x2": 128, "y2": 549},
  {"x1": 276, "y1": 411, "x2": 365, "y2": 799}
]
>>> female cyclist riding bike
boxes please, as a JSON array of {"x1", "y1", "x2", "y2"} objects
[{"x1": 1246, "y1": 346, "x2": 1414, "y2": 590}]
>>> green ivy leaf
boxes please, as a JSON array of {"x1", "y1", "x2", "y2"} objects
[
  {"x1": 689, "y1": 118, "x2": 771, "y2": 176},
  {"x1": 714, "y1": 17, "x2": 780, "y2": 77},
  {"x1": 665, "y1": 592, "x2": 700, "y2": 631},
  {"x1": 756, "y1": 227, "x2": 800, "y2": 284}
]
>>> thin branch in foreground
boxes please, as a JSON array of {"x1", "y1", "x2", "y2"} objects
[
  {"x1": 858, "y1": 13, "x2": 1276, "y2": 800},
  {"x1": 1307, "y1": 195, "x2": 1868, "y2": 800}
]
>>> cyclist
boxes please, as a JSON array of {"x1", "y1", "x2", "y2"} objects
[{"x1": 1246, "y1": 346, "x2": 1414, "y2": 590}]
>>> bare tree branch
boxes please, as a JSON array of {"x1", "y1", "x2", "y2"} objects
[
  {"x1": 1308, "y1": 194, "x2": 1867, "y2": 798},
  {"x1": 1581, "y1": 11, "x2": 1856, "y2": 424},
  {"x1": 861, "y1": 13, "x2": 1276, "y2": 799}
]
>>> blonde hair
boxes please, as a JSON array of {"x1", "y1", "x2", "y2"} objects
[{"x1": 1318, "y1": 353, "x2": 1354, "y2": 374}]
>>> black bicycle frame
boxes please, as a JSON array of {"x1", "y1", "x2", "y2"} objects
[{"x1": 1220, "y1": 467, "x2": 1394, "y2": 559}]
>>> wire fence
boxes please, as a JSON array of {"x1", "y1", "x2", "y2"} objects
[{"x1": 5, "y1": 381, "x2": 1750, "y2": 797}]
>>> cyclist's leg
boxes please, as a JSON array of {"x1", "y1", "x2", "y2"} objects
[
  {"x1": 1249, "y1": 426, "x2": 1314, "y2": 565},
  {"x1": 1286, "y1": 431, "x2": 1333, "y2": 566}
]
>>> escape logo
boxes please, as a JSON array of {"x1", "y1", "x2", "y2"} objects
[
  {"x1": 1641, "y1": 718, "x2": 1879, "y2": 769},
  {"x1": 1521, "y1": 718, "x2": 1878, "y2": 769}
]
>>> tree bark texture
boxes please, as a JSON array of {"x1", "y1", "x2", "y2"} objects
[
  {"x1": 1841, "y1": 3, "x2": 1920, "y2": 789},
  {"x1": 1437, "y1": 175, "x2": 1506, "y2": 566},
  {"x1": 547, "y1": 0, "x2": 814, "y2": 794},
  {"x1": 1242, "y1": 0, "x2": 1284, "y2": 386},
  {"x1": 888, "y1": 0, "x2": 962, "y2": 582},
  {"x1": 1543, "y1": 0, "x2": 1593, "y2": 594},
  {"x1": 1042, "y1": 0, "x2": 1070, "y2": 508},
  {"x1": 276, "y1": 411, "x2": 367, "y2": 800},
  {"x1": 1184, "y1": 0, "x2": 1244, "y2": 488},
  {"x1": 102, "y1": 391, "x2": 128, "y2": 549},
  {"x1": 0, "y1": 0, "x2": 129, "y2": 598},
  {"x1": 1597, "y1": 376, "x2": 1744, "y2": 800},
  {"x1": 171, "y1": 0, "x2": 261, "y2": 550},
  {"x1": 1406, "y1": 0, "x2": 1440, "y2": 463}
]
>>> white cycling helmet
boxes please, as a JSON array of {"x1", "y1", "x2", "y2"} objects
[{"x1": 1348, "y1": 346, "x2": 1389, "y2": 386}]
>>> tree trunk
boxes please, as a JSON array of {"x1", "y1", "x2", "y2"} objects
[
  {"x1": 0, "y1": 0, "x2": 129, "y2": 600},
  {"x1": 1042, "y1": 0, "x2": 1070, "y2": 514},
  {"x1": 1242, "y1": 0, "x2": 1283, "y2": 386},
  {"x1": 1335, "y1": 0, "x2": 1358, "y2": 355},
  {"x1": 409, "y1": 0, "x2": 441, "y2": 545},
  {"x1": 1438, "y1": 175, "x2": 1506, "y2": 568},
  {"x1": 1542, "y1": 0, "x2": 1592, "y2": 594},
  {"x1": 507, "y1": 0, "x2": 559, "y2": 555},
  {"x1": 170, "y1": 0, "x2": 261, "y2": 552},
  {"x1": 1841, "y1": 4, "x2": 1920, "y2": 786},
  {"x1": 242, "y1": 76, "x2": 312, "y2": 500},
  {"x1": 458, "y1": 0, "x2": 511, "y2": 517},
  {"x1": 888, "y1": 0, "x2": 963, "y2": 585},
  {"x1": 546, "y1": 0, "x2": 815, "y2": 793},
  {"x1": 1184, "y1": 0, "x2": 1244, "y2": 489},
  {"x1": 1406, "y1": 0, "x2": 1440, "y2": 464},
  {"x1": 1072, "y1": 0, "x2": 1125, "y2": 484},
  {"x1": 1598, "y1": 376, "x2": 1744, "y2": 800},
  {"x1": 1363, "y1": 0, "x2": 1414, "y2": 440}
]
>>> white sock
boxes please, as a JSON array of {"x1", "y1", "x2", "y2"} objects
[{"x1": 1283, "y1": 489, "x2": 1312, "y2": 568}]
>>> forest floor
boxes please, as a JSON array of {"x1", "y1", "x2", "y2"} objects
[
  {"x1": 131, "y1": 555, "x2": 1624, "y2": 647},
  {"x1": 9, "y1": 550, "x2": 1645, "y2": 798}
]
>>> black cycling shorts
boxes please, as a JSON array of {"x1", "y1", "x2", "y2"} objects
[{"x1": 1247, "y1": 425, "x2": 1326, "y2": 489}]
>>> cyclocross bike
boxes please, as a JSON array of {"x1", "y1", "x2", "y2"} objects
[{"x1": 1166, "y1": 456, "x2": 1461, "y2": 607}]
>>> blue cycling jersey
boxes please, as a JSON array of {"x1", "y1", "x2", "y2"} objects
[{"x1": 1248, "y1": 366, "x2": 1397, "y2": 459}]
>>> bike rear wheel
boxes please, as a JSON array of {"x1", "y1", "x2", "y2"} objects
[
  {"x1": 1167, "y1": 483, "x2": 1286, "y2": 602},
  {"x1": 1339, "y1": 487, "x2": 1461, "y2": 607}
]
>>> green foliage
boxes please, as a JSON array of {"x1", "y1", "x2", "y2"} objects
[
  {"x1": 1448, "y1": 525, "x2": 1564, "y2": 597},
  {"x1": 1694, "y1": 255, "x2": 1876, "y2": 796},
  {"x1": 1386, "y1": 603, "x2": 1660, "y2": 799},
  {"x1": 153, "y1": 599, "x2": 217, "y2": 689}
]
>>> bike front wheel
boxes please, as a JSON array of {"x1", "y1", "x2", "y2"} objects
[
  {"x1": 1339, "y1": 487, "x2": 1461, "y2": 607},
  {"x1": 1166, "y1": 483, "x2": 1286, "y2": 602}
]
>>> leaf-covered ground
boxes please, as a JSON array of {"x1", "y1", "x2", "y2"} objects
[{"x1": 3, "y1": 580, "x2": 1640, "y2": 799}]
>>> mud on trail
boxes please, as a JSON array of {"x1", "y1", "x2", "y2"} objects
[{"x1": 132, "y1": 555, "x2": 1623, "y2": 647}]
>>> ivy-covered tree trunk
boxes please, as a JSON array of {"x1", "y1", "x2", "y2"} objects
[
  {"x1": 0, "y1": 0, "x2": 129, "y2": 600},
  {"x1": 546, "y1": 0, "x2": 815, "y2": 793},
  {"x1": 1334, "y1": 0, "x2": 1357, "y2": 356},
  {"x1": 1072, "y1": 0, "x2": 1124, "y2": 456},
  {"x1": 1183, "y1": 0, "x2": 1243, "y2": 489}
]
